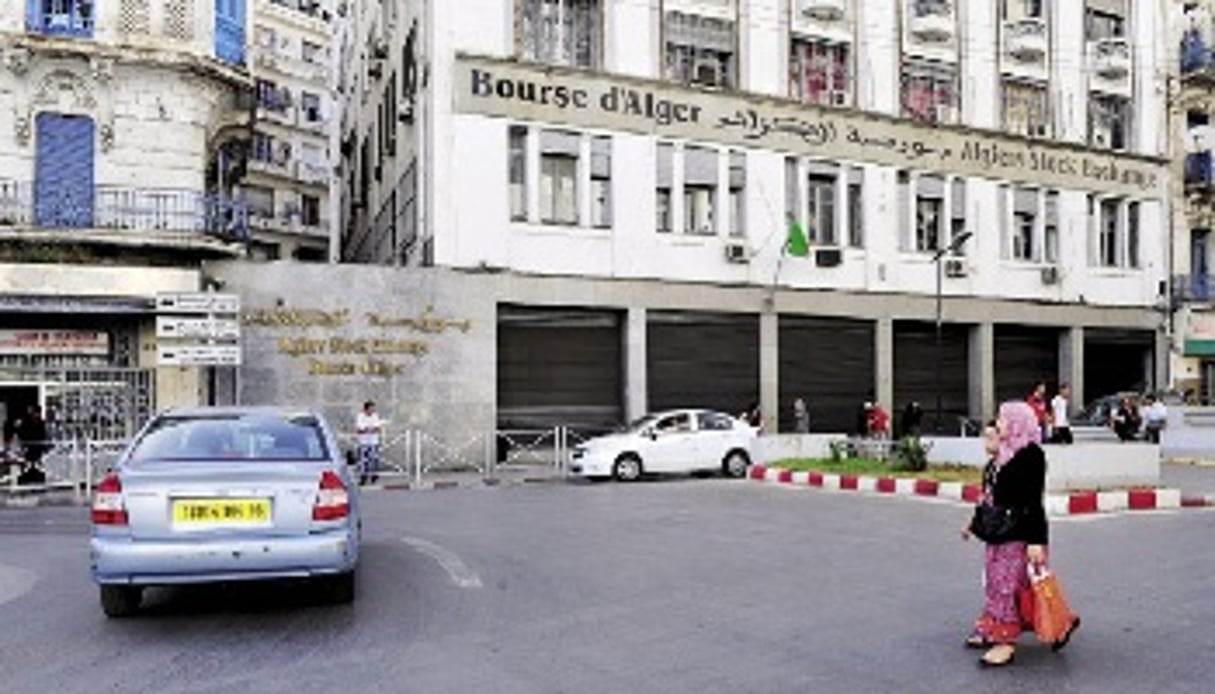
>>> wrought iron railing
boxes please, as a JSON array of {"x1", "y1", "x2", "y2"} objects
[
  {"x1": 1186, "y1": 152, "x2": 1214, "y2": 187},
  {"x1": 1174, "y1": 274, "x2": 1215, "y2": 303},
  {"x1": 26, "y1": 1, "x2": 94, "y2": 38},
  {"x1": 0, "y1": 180, "x2": 248, "y2": 241}
]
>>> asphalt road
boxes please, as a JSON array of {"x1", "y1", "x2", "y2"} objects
[{"x1": 1, "y1": 480, "x2": 1213, "y2": 694}]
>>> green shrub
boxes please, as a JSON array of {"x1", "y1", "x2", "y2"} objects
[{"x1": 893, "y1": 436, "x2": 929, "y2": 472}]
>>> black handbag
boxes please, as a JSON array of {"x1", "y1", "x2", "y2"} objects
[{"x1": 969, "y1": 503, "x2": 1022, "y2": 543}]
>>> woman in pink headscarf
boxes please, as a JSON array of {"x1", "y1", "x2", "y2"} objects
[{"x1": 961, "y1": 401, "x2": 1079, "y2": 666}]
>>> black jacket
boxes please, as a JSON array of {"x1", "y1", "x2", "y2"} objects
[{"x1": 986, "y1": 443, "x2": 1049, "y2": 545}]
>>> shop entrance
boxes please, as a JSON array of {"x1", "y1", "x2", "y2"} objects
[{"x1": 0, "y1": 384, "x2": 41, "y2": 439}]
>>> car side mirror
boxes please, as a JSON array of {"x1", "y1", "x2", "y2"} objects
[{"x1": 647, "y1": 429, "x2": 658, "y2": 440}]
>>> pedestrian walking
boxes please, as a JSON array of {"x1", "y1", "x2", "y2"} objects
[
  {"x1": 962, "y1": 401, "x2": 1079, "y2": 667},
  {"x1": 355, "y1": 400, "x2": 386, "y2": 485},
  {"x1": 901, "y1": 401, "x2": 924, "y2": 438},
  {"x1": 16, "y1": 405, "x2": 49, "y2": 467},
  {"x1": 1026, "y1": 381, "x2": 1050, "y2": 440},
  {"x1": 1050, "y1": 384, "x2": 1073, "y2": 445},
  {"x1": 792, "y1": 398, "x2": 809, "y2": 433},
  {"x1": 1143, "y1": 394, "x2": 1168, "y2": 444}
]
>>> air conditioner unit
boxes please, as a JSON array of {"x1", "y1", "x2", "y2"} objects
[
  {"x1": 944, "y1": 258, "x2": 968, "y2": 278},
  {"x1": 831, "y1": 91, "x2": 850, "y2": 107},
  {"x1": 398, "y1": 99, "x2": 415, "y2": 124},
  {"x1": 693, "y1": 60, "x2": 723, "y2": 88},
  {"x1": 1092, "y1": 128, "x2": 1111, "y2": 148},
  {"x1": 725, "y1": 241, "x2": 750, "y2": 264},
  {"x1": 372, "y1": 40, "x2": 390, "y2": 60},
  {"x1": 815, "y1": 247, "x2": 843, "y2": 267},
  {"x1": 368, "y1": 62, "x2": 383, "y2": 80},
  {"x1": 1041, "y1": 266, "x2": 1060, "y2": 285}
]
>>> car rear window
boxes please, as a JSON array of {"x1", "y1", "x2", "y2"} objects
[{"x1": 129, "y1": 414, "x2": 330, "y2": 463}]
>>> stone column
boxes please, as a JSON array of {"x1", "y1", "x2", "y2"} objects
[
  {"x1": 875, "y1": 317, "x2": 893, "y2": 411},
  {"x1": 969, "y1": 323, "x2": 994, "y2": 422},
  {"x1": 760, "y1": 312, "x2": 779, "y2": 433},
  {"x1": 624, "y1": 307, "x2": 648, "y2": 422},
  {"x1": 1154, "y1": 328, "x2": 1169, "y2": 392},
  {"x1": 1058, "y1": 326, "x2": 1084, "y2": 416}
]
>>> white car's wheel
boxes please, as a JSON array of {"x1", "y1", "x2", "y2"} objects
[
  {"x1": 723, "y1": 450, "x2": 750, "y2": 478},
  {"x1": 613, "y1": 455, "x2": 643, "y2": 482}
]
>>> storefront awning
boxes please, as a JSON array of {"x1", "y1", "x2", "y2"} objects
[{"x1": 1184, "y1": 339, "x2": 1215, "y2": 357}]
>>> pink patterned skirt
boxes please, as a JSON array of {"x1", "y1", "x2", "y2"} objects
[{"x1": 973, "y1": 541, "x2": 1033, "y2": 644}]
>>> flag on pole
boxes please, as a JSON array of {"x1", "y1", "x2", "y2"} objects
[{"x1": 786, "y1": 219, "x2": 810, "y2": 258}]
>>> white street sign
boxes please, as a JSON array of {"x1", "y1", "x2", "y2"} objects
[
  {"x1": 156, "y1": 292, "x2": 241, "y2": 315},
  {"x1": 157, "y1": 344, "x2": 242, "y2": 366},
  {"x1": 156, "y1": 316, "x2": 241, "y2": 341}
]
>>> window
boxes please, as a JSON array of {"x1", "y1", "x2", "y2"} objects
[
  {"x1": 509, "y1": 126, "x2": 528, "y2": 221},
  {"x1": 684, "y1": 146, "x2": 718, "y2": 235},
  {"x1": 1003, "y1": 0, "x2": 1045, "y2": 21},
  {"x1": 1012, "y1": 187, "x2": 1038, "y2": 261},
  {"x1": 29, "y1": 0, "x2": 94, "y2": 37},
  {"x1": 518, "y1": 0, "x2": 601, "y2": 68},
  {"x1": 950, "y1": 178, "x2": 965, "y2": 254},
  {"x1": 251, "y1": 131, "x2": 274, "y2": 163},
  {"x1": 301, "y1": 195, "x2": 321, "y2": 227},
  {"x1": 665, "y1": 11, "x2": 736, "y2": 89},
  {"x1": 301, "y1": 92, "x2": 322, "y2": 123},
  {"x1": 255, "y1": 25, "x2": 276, "y2": 50},
  {"x1": 657, "y1": 143, "x2": 673, "y2": 233},
  {"x1": 697, "y1": 412, "x2": 735, "y2": 431},
  {"x1": 915, "y1": 176, "x2": 945, "y2": 253},
  {"x1": 1085, "y1": 8, "x2": 1125, "y2": 40},
  {"x1": 539, "y1": 130, "x2": 580, "y2": 225},
  {"x1": 1099, "y1": 198, "x2": 1119, "y2": 267},
  {"x1": 302, "y1": 40, "x2": 322, "y2": 64},
  {"x1": 246, "y1": 186, "x2": 275, "y2": 220},
  {"x1": 1127, "y1": 201, "x2": 1139, "y2": 268},
  {"x1": 590, "y1": 136, "x2": 612, "y2": 228},
  {"x1": 847, "y1": 171, "x2": 864, "y2": 248},
  {"x1": 1090, "y1": 95, "x2": 1130, "y2": 150},
  {"x1": 1003, "y1": 81, "x2": 1050, "y2": 138},
  {"x1": 257, "y1": 80, "x2": 291, "y2": 114},
  {"x1": 913, "y1": 0, "x2": 952, "y2": 16},
  {"x1": 728, "y1": 151, "x2": 745, "y2": 238},
  {"x1": 902, "y1": 61, "x2": 957, "y2": 124},
  {"x1": 1044, "y1": 191, "x2": 1059, "y2": 263},
  {"x1": 806, "y1": 174, "x2": 836, "y2": 245},
  {"x1": 790, "y1": 39, "x2": 851, "y2": 107}
]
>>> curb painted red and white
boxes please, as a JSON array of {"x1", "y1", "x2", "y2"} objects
[{"x1": 747, "y1": 464, "x2": 1201, "y2": 517}]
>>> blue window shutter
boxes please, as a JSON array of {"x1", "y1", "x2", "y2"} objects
[
  {"x1": 216, "y1": 0, "x2": 246, "y2": 65},
  {"x1": 34, "y1": 113, "x2": 96, "y2": 229}
]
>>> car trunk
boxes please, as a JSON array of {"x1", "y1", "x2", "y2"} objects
[{"x1": 120, "y1": 461, "x2": 330, "y2": 540}]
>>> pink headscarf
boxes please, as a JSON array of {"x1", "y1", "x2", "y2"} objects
[{"x1": 996, "y1": 400, "x2": 1042, "y2": 467}]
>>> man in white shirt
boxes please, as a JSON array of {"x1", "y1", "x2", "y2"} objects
[
  {"x1": 1050, "y1": 384, "x2": 1073, "y2": 444},
  {"x1": 355, "y1": 400, "x2": 385, "y2": 485},
  {"x1": 1143, "y1": 394, "x2": 1168, "y2": 444}
]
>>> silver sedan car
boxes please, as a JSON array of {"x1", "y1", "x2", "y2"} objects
[{"x1": 90, "y1": 407, "x2": 361, "y2": 617}]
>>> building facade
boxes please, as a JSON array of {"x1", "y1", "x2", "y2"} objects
[
  {"x1": 0, "y1": 0, "x2": 253, "y2": 437},
  {"x1": 1178, "y1": 0, "x2": 1215, "y2": 404},
  {"x1": 246, "y1": 0, "x2": 337, "y2": 261},
  {"x1": 333, "y1": 0, "x2": 1172, "y2": 435}
]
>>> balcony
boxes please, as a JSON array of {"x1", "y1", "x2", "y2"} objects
[
  {"x1": 1175, "y1": 275, "x2": 1215, "y2": 304},
  {"x1": 0, "y1": 180, "x2": 247, "y2": 242},
  {"x1": 296, "y1": 161, "x2": 329, "y2": 185},
  {"x1": 1187, "y1": 152, "x2": 1214, "y2": 189},
  {"x1": 254, "y1": 50, "x2": 330, "y2": 84},
  {"x1": 26, "y1": 3, "x2": 94, "y2": 38},
  {"x1": 1091, "y1": 38, "x2": 1130, "y2": 80},
  {"x1": 909, "y1": 2, "x2": 955, "y2": 43},
  {"x1": 798, "y1": 0, "x2": 847, "y2": 22},
  {"x1": 1004, "y1": 18, "x2": 1048, "y2": 63}
]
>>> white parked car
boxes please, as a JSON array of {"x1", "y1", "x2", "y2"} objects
[{"x1": 569, "y1": 409, "x2": 757, "y2": 482}]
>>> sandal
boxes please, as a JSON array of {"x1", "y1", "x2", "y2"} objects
[
  {"x1": 1052, "y1": 616, "x2": 1081, "y2": 652},
  {"x1": 964, "y1": 633, "x2": 991, "y2": 649},
  {"x1": 980, "y1": 645, "x2": 1016, "y2": 667}
]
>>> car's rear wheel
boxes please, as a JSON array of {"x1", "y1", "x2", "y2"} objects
[
  {"x1": 99, "y1": 585, "x2": 142, "y2": 618},
  {"x1": 613, "y1": 455, "x2": 643, "y2": 482},
  {"x1": 325, "y1": 570, "x2": 356, "y2": 604},
  {"x1": 723, "y1": 450, "x2": 750, "y2": 478}
]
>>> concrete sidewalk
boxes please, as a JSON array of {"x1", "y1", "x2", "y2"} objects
[{"x1": 1162, "y1": 462, "x2": 1215, "y2": 500}]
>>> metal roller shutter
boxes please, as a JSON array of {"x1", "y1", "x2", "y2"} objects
[
  {"x1": 994, "y1": 325, "x2": 1060, "y2": 405},
  {"x1": 648, "y1": 311, "x2": 759, "y2": 418},
  {"x1": 497, "y1": 305, "x2": 622, "y2": 430},
  {"x1": 1084, "y1": 329, "x2": 1154, "y2": 399},
  {"x1": 893, "y1": 322, "x2": 970, "y2": 435},
  {"x1": 779, "y1": 316, "x2": 874, "y2": 433}
]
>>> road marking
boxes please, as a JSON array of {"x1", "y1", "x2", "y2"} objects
[
  {"x1": 0, "y1": 564, "x2": 37, "y2": 607},
  {"x1": 400, "y1": 536, "x2": 483, "y2": 589}
]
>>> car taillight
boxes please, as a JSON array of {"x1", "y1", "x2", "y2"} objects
[
  {"x1": 91, "y1": 473, "x2": 128, "y2": 525},
  {"x1": 312, "y1": 470, "x2": 349, "y2": 521}
]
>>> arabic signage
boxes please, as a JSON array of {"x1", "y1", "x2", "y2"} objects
[
  {"x1": 0, "y1": 330, "x2": 109, "y2": 356},
  {"x1": 454, "y1": 55, "x2": 1166, "y2": 198},
  {"x1": 156, "y1": 292, "x2": 242, "y2": 366},
  {"x1": 156, "y1": 316, "x2": 242, "y2": 341},
  {"x1": 155, "y1": 292, "x2": 241, "y2": 315}
]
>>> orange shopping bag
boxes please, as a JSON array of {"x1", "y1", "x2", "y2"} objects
[{"x1": 1029, "y1": 566, "x2": 1080, "y2": 647}]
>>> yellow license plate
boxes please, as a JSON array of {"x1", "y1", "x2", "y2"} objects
[{"x1": 172, "y1": 499, "x2": 271, "y2": 525}]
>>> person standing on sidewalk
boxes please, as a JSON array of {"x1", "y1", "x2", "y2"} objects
[
  {"x1": 1026, "y1": 382, "x2": 1050, "y2": 441},
  {"x1": 1050, "y1": 384, "x2": 1073, "y2": 444},
  {"x1": 355, "y1": 400, "x2": 386, "y2": 486},
  {"x1": 1143, "y1": 394, "x2": 1168, "y2": 444}
]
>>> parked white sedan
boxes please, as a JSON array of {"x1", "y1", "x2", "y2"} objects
[{"x1": 569, "y1": 409, "x2": 757, "y2": 481}]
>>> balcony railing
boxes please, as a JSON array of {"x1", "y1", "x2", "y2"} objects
[
  {"x1": 1004, "y1": 18, "x2": 1048, "y2": 62},
  {"x1": 0, "y1": 180, "x2": 248, "y2": 241},
  {"x1": 1187, "y1": 152, "x2": 1214, "y2": 188},
  {"x1": 26, "y1": 2, "x2": 95, "y2": 38},
  {"x1": 1175, "y1": 274, "x2": 1215, "y2": 303},
  {"x1": 1091, "y1": 37, "x2": 1130, "y2": 79},
  {"x1": 1182, "y1": 31, "x2": 1211, "y2": 74}
]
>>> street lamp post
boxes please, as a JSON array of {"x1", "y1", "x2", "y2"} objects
[{"x1": 933, "y1": 231, "x2": 973, "y2": 434}]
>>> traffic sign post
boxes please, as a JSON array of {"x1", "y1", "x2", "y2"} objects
[{"x1": 156, "y1": 291, "x2": 243, "y2": 404}]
